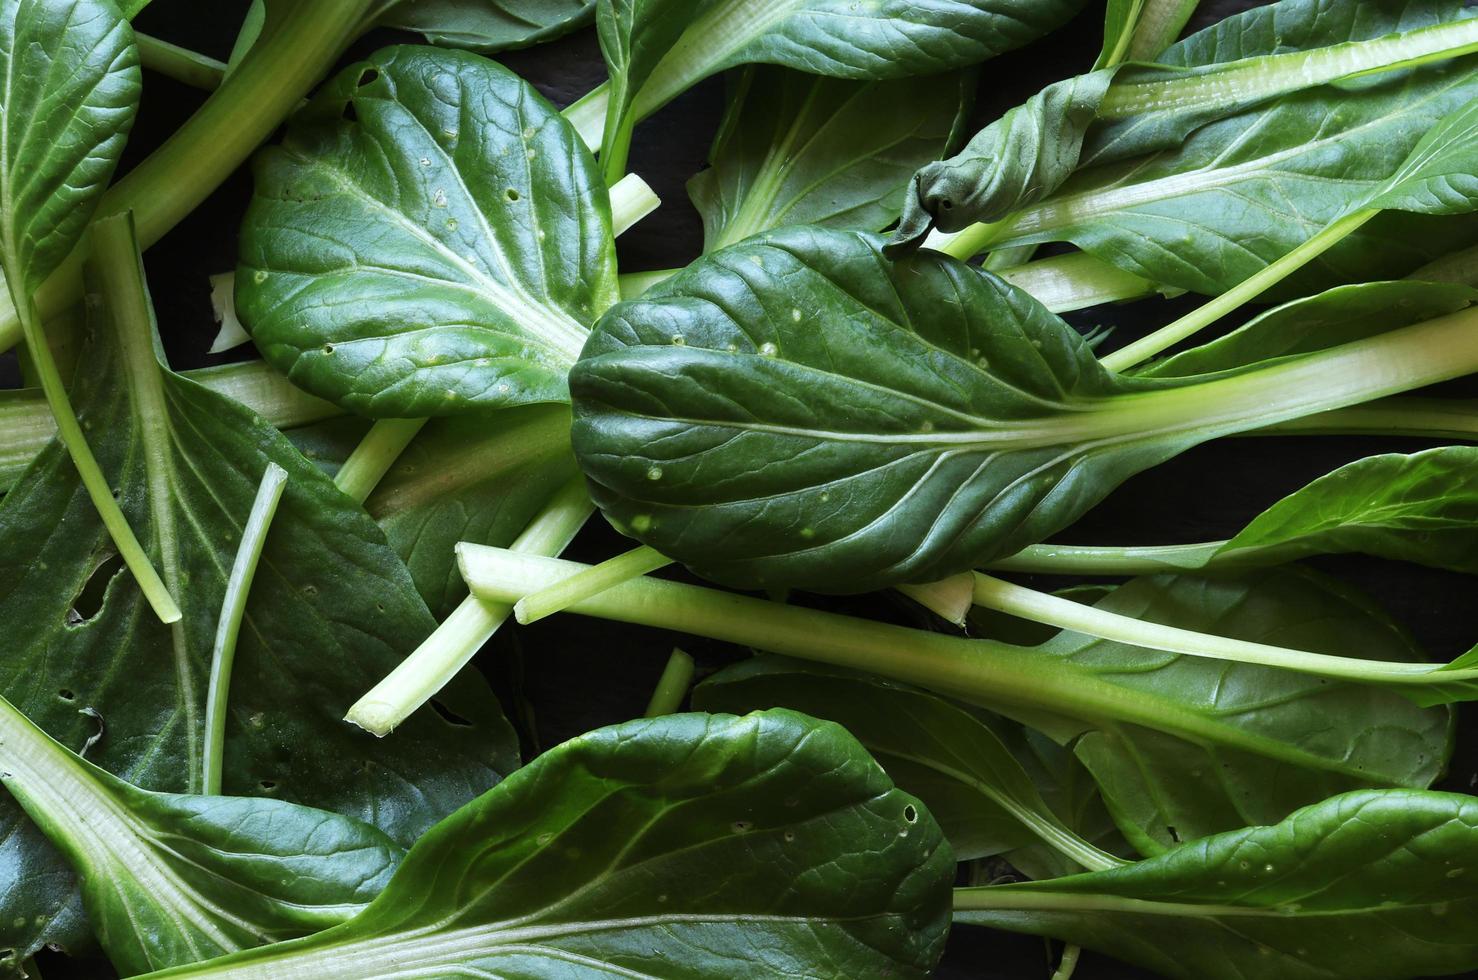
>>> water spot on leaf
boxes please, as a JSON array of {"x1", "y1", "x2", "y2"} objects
[
  {"x1": 646, "y1": 467, "x2": 663, "y2": 481},
  {"x1": 631, "y1": 515, "x2": 653, "y2": 534},
  {"x1": 731, "y1": 820, "x2": 753, "y2": 834},
  {"x1": 253, "y1": 270, "x2": 268, "y2": 284},
  {"x1": 758, "y1": 342, "x2": 778, "y2": 357}
]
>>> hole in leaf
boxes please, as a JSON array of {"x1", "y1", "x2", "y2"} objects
[
  {"x1": 57, "y1": 689, "x2": 75, "y2": 702},
  {"x1": 903, "y1": 804, "x2": 918, "y2": 824},
  {"x1": 68, "y1": 552, "x2": 125, "y2": 625},
  {"x1": 356, "y1": 67, "x2": 380, "y2": 87},
  {"x1": 506, "y1": 188, "x2": 520, "y2": 202},
  {"x1": 341, "y1": 101, "x2": 359, "y2": 124},
  {"x1": 1167, "y1": 825, "x2": 1181, "y2": 843},
  {"x1": 322, "y1": 344, "x2": 334, "y2": 355},
  {"x1": 430, "y1": 699, "x2": 474, "y2": 727},
  {"x1": 259, "y1": 779, "x2": 277, "y2": 791}
]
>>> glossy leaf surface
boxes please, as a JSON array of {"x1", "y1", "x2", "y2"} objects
[
  {"x1": 237, "y1": 45, "x2": 616, "y2": 417},
  {"x1": 145, "y1": 710, "x2": 955, "y2": 980},
  {"x1": 957, "y1": 790, "x2": 1478, "y2": 980},
  {"x1": 0, "y1": 695, "x2": 402, "y2": 975}
]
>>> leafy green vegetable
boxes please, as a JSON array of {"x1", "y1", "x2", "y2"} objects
[
  {"x1": 460, "y1": 549, "x2": 1451, "y2": 857},
  {"x1": 141, "y1": 710, "x2": 956, "y2": 980},
  {"x1": 0, "y1": 213, "x2": 515, "y2": 963},
  {"x1": 1096, "y1": 0, "x2": 1199, "y2": 68},
  {"x1": 694, "y1": 657, "x2": 1125, "y2": 869},
  {"x1": 377, "y1": 0, "x2": 594, "y2": 52},
  {"x1": 688, "y1": 65, "x2": 973, "y2": 252},
  {"x1": 956, "y1": 789, "x2": 1478, "y2": 980},
  {"x1": 237, "y1": 44, "x2": 616, "y2": 417},
  {"x1": 570, "y1": 226, "x2": 1478, "y2": 594},
  {"x1": 590, "y1": 0, "x2": 1088, "y2": 179},
  {"x1": 0, "y1": 693, "x2": 402, "y2": 975}
]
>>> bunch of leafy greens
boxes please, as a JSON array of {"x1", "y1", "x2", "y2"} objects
[{"x1": 11, "y1": 0, "x2": 1478, "y2": 978}]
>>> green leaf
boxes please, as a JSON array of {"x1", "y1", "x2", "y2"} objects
[
  {"x1": 236, "y1": 45, "x2": 617, "y2": 418},
  {"x1": 1362, "y1": 92, "x2": 1478, "y2": 214},
  {"x1": 1137, "y1": 279, "x2": 1478, "y2": 379},
  {"x1": 1216, "y1": 446, "x2": 1478, "y2": 574},
  {"x1": 889, "y1": 70, "x2": 1114, "y2": 251},
  {"x1": 956, "y1": 789, "x2": 1478, "y2": 980},
  {"x1": 0, "y1": 222, "x2": 516, "y2": 962},
  {"x1": 1036, "y1": 568, "x2": 1451, "y2": 853},
  {"x1": 141, "y1": 710, "x2": 956, "y2": 980},
  {"x1": 1096, "y1": 0, "x2": 1198, "y2": 68},
  {"x1": 693, "y1": 657, "x2": 1124, "y2": 869},
  {"x1": 365, "y1": 405, "x2": 578, "y2": 616},
  {"x1": 378, "y1": 0, "x2": 594, "y2": 52},
  {"x1": 688, "y1": 65, "x2": 974, "y2": 253},
  {"x1": 0, "y1": 694, "x2": 402, "y2": 975},
  {"x1": 596, "y1": 0, "x2": 1087, "y2": 176},
  {"x1": 0, "y1": 0, "x2": 138, "y2": 292},
  {"x1": 974, "y1": 46, "x2": 1478, "y2": 296},
  {"x1": 573, "y1": 226, "x2": 1461, "y2": 595}
]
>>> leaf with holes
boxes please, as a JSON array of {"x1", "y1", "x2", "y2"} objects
[
  {"x1": 0, "y1": 694, "x2": 402, "y2": 975},
  {"x1": 0, "y1": 215, "x2": 517, "y2": 964},
  {"x1": 956, "y1": 789, "x2": 1478, "y2": 980},
  {"x1": 377, "y1": 0, "x2": 594, "y2": 52},
  {"x1": 138, "y1": 710, "x2": 956, "y2": 980},
  {"x1": 236, "y1": 45, "x2": 617, "y2": 417},
  {"x1": 688, "y1": 65, "x2": 974, "y2": 253}
]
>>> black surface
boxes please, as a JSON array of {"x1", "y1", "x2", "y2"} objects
[{"x1": 16, "y1": 1, "x2": 1478, "y2": 978}]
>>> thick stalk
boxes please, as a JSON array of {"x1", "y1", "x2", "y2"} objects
[
  {"x1": 457, "y1": 548, "x2": 1436, "y2": 766},
  {"x1": 333, "y1": 418, "x2": 427, "y2": 505},
  {"x1": 136, "y1": 34, "x2": 226, "y2": 91},
  {"x1": 15, "y1": 219, "x2": 181, "y2": 624},
  {"x1": 954, "y1": 887, "x2": 1258, "y2": 917},
  {"x1": 996, "y1": 252, "x2": 1162, "y2": 312},
  {"x1": 608, "y1": 173, "x2": 661, "y2": 235},
  {"x1": 1052, "y1": 945, "x2": 1083, "y2": 980},
  {"x1": 345, "y1": 477, "x2": 593, "y2": 736},
  {"x1": 897, "y1": 573, "x2": 976, "y2": 626},
  {"x1": 619, "y1": 268, "x2": 677, "y2": 299},
  {"x1": 969, "y1": 573, "x2": 1464, "y2": 688},
  {"x1": 1101, "y1": 209, "x2": 1379, "y2": 371},
  {"x1": 0, "y1": 0, "x2": 377, "y2": 355},
  {"x1": 989, "y1": 541, "x2": 1226, "y2": 576},
  {"x1": 1125, "y1": 0, "x2": 1199, "y2": 61},
  {"x1": 1257, "y1": 397, "x2": 1478, "y2": 439},
  {"x1": 203, "y1": 462, "x2": 288, "y2": 795},
  {"x1": 643, "y1": 648, "x2": 695, "y2": 717},
  {"x1": 515, "y1": 544, "x2": 671, "y2": 625},
  {"x1": 1100, "y1": 16, "x2": 1478, "y2": 120}
]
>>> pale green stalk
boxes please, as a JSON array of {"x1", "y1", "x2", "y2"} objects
[
  {"x1": 643, "y1": 649, "x2": 696, "y2": 717},
  {"x1": 203, "y1": 462, "x2": 288, "y2": 795},
  {"x1": 968, "y1": 573, "x2": 1460, "y2": 687},
  {"x1": 136, "y1": 34, "x2": 226, "y2": 91},
  {"x1": 333, "y1": 419, "x2": 427, "y2": 505},
  {"x1": 515, "y1": 544, "x2": 672, "y2": 625},
  {"x1": 345, "y1": 478, "x2": 593, "y2": 736}
]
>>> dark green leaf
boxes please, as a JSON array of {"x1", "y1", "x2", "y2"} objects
[
  {"x1": 957, "y1": 789, "x2": 1478, "y2": 980},
  {"x1": 378, "y1": 0, "x2": 594, "y2": 52},
  {"x1": 0, "y1": 228, "x2": 516, "y2": 962},
  {"x1": 689, "y1": 65, "x2": 974, "y2": 253},
  {"x1": 366, "y1": 405, "x2": 577, "y2": 616},
  {"x1": 0, "y1": 0, "x2": 139, "y2": 292},
  {"x1": 694, "y1": 657, "x2": 1117, "y2": 867},
  {"x1": 237, "y1": 45, "x2": 616, "y2": 417},
  {"x1": 573, "y1": 226, "x2": 1389, "y2": 594},
  {"x1": 0, "y1": 695, "x2": 401, "y2": 975},
  {"x1": 142, "y1": 710, "x2": 956, "y2": 980},
  {"x1": 1036, "y1": 568, "x2": 1450, "y2": 853}
]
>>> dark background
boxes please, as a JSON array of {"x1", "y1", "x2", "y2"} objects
[{"x1": 13, "y1": 1, "x2": 1478, "y2": 977}]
